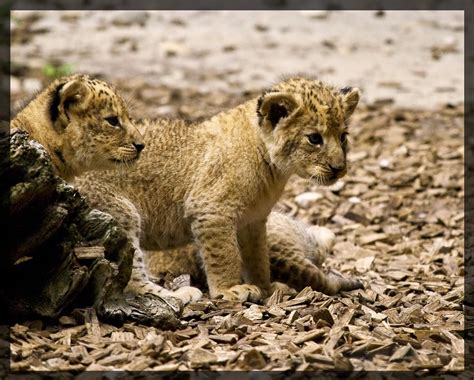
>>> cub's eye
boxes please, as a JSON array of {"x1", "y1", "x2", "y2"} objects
[
  {"x1": 105, "y1": 116, "x2": 120, "y2": 127},
  {"x1": 340, "y1": 132, "x2": 349, "y2": 143},
  {"x1": 307, "y1": 133, "x2": 323, "y2": 145}
]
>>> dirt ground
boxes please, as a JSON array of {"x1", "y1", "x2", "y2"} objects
[
  {"x1": 11, "y1": 10, "x2": 463, "y2": 109},
  {"x1": 9, "y1": 10, "x2": 464, "y2": 373}
]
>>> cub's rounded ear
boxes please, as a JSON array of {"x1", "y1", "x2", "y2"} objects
[
  {"x1": 340, "y1": 86, "x2": 360, "y2": 119},
  {"x1": 257, "y1": 92, "x2": 299, "y2": 129},
  {"x1": 59, "y1": 79, "x2": 92, "y2": 114}
]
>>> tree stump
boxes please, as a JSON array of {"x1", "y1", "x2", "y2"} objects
[{"x1": 1, "y1": 130, "x2": 180, "y2": 329}]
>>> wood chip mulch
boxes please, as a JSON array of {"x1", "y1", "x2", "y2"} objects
[{"x1": 8, "y1": 99, "x2": 464, "y2": 372}]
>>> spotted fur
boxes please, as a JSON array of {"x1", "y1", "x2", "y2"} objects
[{"x1": 75, "y1": 76, "x2": 361, "y2": 303}]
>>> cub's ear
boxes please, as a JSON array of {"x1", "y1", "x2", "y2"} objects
[
  {"x1": 340, "y1": 86, "x2": 360, "y2": 119},
  {"x1": 59, "y1": 79, "x2": 92, "y2": 113},
  {"x1": 52, "y1": 78, "x2": 92, "y2": 129},
  {"x1": 257, "y1": 92, "x2": 299, "y2": 129}
]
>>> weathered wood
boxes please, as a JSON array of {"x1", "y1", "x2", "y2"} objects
[
  {"x1": 74, "y1": 246, "x2": 105, "y2": 261},
  {"x1": 2, "y1": 130, "x2": 180, "y2": 329}
]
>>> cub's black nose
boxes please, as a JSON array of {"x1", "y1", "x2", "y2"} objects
[
  {"x1": 133, "y1": 142, "x2": 145, "y2": 153},
  {"x1": 329, "y1": 163, "x2": 345, "y2": 174}
]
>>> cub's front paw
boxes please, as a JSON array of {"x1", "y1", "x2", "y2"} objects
[
  {"x1": 172, "y1": 286, "x2": 203, "y2": 304},
  {"x1": 269, "y1": 281, "x2": 297, "y2": 296},
  {"x1": 213, "y1": 284, "x2": 262, "y2": 303}
]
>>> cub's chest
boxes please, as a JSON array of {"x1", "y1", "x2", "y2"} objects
[{"x1": 241, "y1": 183, "x2": 285, "y2": 225}]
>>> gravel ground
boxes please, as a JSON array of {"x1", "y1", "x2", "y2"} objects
[{"x1": 8, "y1": 10, "x2": 464, "y2": 373}]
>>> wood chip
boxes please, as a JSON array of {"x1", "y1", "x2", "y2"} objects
[
  {"x1": 294, "y1": 329, "x2": 325, "y2": 345},
  {"x1": 389, "y1": 344, "x2": 413, "y2": 362},
  {"x1": 188, "y1": 348, "x2": 218, "y2": 368},
  {"x1": 208, "y1": 334, "x2": 238, "y2": 344},
  {"x1": 74, "y1": 246, "x2": 105, "y2": 260},
  {"x1": 84, "y1": 308, "x2": 101, "y2": 342}
]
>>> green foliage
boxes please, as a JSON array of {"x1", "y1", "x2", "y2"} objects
[{"x1": 42, "y1": 63, "x2": 75, "y2": 79}]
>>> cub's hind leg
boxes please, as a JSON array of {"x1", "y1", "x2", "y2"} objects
[
  {"x1": 267, "y1": 212, "x2": 334, "y2": 267},
  {"x1": 270, "y1": 254, "x2": 363, "y2": 295},
  {"x1": 143, "y1": 246, "x2": 203, "y2": 304},
  {"x1": 145, "y1": 244, "x2": 206, "y2": 286},
  {"x1": 145, "y1": 212, "x2": 362, "y2": 296},
  {"x1": 267, "y1": 212, "x2": 363, "y2": 294}
]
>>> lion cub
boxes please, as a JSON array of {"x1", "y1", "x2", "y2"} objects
[
  {"x1": 75, "y1": 77, "x2": 360, "y2": 302},
  {"x1": 12, "y1": 74, "x2": 145, "y2": 180}
]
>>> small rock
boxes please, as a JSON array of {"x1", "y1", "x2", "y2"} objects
[
  {"x1": 222, "y1": 45, "x2": 236, "y2": 52},
  {"x1": 294, "y1": 192, "x2": 323, "y2": 208},
  {"x1": 243, "y1": 304, "x2": 263, "y2": 321},
  {"x1": 22, "y1": 77, "x2": 42, "y2": 94},
  {"x1": 254, "y1": 24, "x2": 268, "y2": 32},
  {"x1": 82, "y1": 363, "x2": 114, "y2": 372},
  {"x1": 160, "y1": 41, "x2": 187, "y2": 57},
  {"x1": 393, "y1": 145, "x2": 409, "y2": 157},
  {"x1": 11, "y1": 76, "x2": 21, "y2": 93},
  {"x1": 155, "y1": 105, "x2": 176, "y2": 115},
  {"x1": 348, "y1": 196, "x2": 361, "y2": 204},
  {"x1": 267, "y1": 305, "x2": 286, "y2": 317},
  {"x1": 151, "y1": 363, "x2": 180, "y2": 371},
  {"x1": 385, "y1": 270, "x2": 409, "y2": 281},
  {"x1": 328, "y1": 180, "x2": 345, "y2": 193},
  {"x1": 286, "y1": 310, "x2": 299, "y2": 324},
  {"x1": 379, "y1": 158, "x2": 392, "y2": 169},
  {"x1": 348, "y1": 151, "x2": 368, "y2": 162},
  {"x1": 331, "y1": 214, "x2": 354, "y2": 226}
]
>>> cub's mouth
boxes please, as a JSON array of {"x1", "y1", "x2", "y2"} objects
[
  {"x1": 110, "y1": 155, "x2": 140, "y2": 164},
  {"x1": 320, "y1": 175, "x2": 339, "y2": 186},
  {"x1": 110, "y1": 146, "x2": 143, "y2": 164},
  {"x1": 316, "y1": 169, "x2": 347, "y2": 186}
]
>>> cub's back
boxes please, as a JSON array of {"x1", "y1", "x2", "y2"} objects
[{"x1": 100, "y1": 118, "x2": 202, "y2": 186}]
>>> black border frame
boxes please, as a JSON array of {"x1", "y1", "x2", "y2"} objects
[{"x1": 2, "y1": 0, "x2": 472, "y2": 378}]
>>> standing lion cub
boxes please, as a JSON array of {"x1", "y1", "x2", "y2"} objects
[{"x1": 75, "y1": 77, "x2": 360, "y2": 302}]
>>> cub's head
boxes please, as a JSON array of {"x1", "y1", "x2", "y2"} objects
[
  {"x1": 257, "y1": 77, "x2": 360, "y2": 185},
  {"x1": 48, "y1": 74, "x2": 144, "y2": 175}
]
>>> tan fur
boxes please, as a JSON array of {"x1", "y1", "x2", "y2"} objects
[
  {"x1": 12, "y1": 74, "x2": 144, "y2": 181},
  {"x1": 74, "y1": 77, "x2": 360, "y2": 302},
  {"x1": 146, "y1": 212, "x2": 363, "y2": 295}
]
